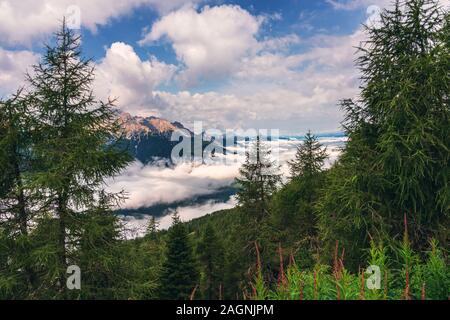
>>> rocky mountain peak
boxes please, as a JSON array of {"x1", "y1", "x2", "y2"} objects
[{"x1": 118, "y1": 112, "x2": 190, "y2": 139}]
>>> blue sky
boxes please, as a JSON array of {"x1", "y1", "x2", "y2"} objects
[
  {"x1": 78, "y1": 1, "x2": 362, "y2": 62},
  {"x1": 0, "y1": 0, "x2": 447, "y2": 134}
]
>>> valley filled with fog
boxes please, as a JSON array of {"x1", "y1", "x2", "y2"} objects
[{"x1": 108, "y1": 134, "x2": 347, "y2": 238}]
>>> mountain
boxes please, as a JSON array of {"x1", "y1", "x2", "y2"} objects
[
  {"x1": 118, "y1": 112, "x2": 193, "y2": 164},
  {"x1": 119, "y1": 112, "x2": 192, "y2": 139}
]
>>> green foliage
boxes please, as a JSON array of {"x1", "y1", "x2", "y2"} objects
[
  {"x1": 288, "y1": 130, "x2": 327, "y2": 179},
  {"x1": 1, "y1": 0, "x2": 448, "y2": 301},
  {"x1": 270, "y1": 142, "x2": 327, "y2": 269},
  {"x1": 235, "y1": 136, "x2": 281, "y2": 223},
  {"x1": 318, "y1": 0, "x2": 450, "y2": 269},
  {"x1": 250, "y1": 239, "x2": 448, "y2": 300},
  {"x1": 159, "y1": 213, "x2": 199, "y2": 300},
  {"x1": 0, "y1": 20, "x2": 133, "y2": 299},
  {"x1": 197, "y1": 224, "x2": 225, "y2": 299},
  {"x1": 410, "y1": 239, "x2": 449, "y2": 299},
  {"x1": 365, "y1": 241, "x2": 389, "y2": 300}
]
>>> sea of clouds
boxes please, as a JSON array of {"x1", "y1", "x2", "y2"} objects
[{"x1": 106, "y1": 135, "x2": 346, "y2": 238}]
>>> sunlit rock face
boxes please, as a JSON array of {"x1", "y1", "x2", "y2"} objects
[
  {"x1": 118, "y1": 112, "x2": 190, "y2": 139},
  {"x1": 117, "y1": 111, "x2": 193, "y2": 164}
]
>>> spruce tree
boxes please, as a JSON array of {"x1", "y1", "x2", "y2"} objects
[
  {"x1": 197, "y1": 224, "x2": 225, "y2": 300},
  {"x1": 26, "y1": 20, "x2": 132, "y2": 292},
  {"x1": 234, "y1": 136, "x2": 281, "y2": 276},
  {"x1": 235, "y1": 136, "x2": 281, "y2": 222},
  {"x1": 270, "y1": 132, "x2": 327, "y2": 268},
  {"x1": 160, "y1": 212, "x2": 199, "y2": 299},
  {"x1": 146, "y1": 216, "x2": 159, "y2": 240},
  {"x1": 288, "y1": 130, "x2": 327, "y2": 179}
]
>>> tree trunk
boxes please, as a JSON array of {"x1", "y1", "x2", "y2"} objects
[
  {"x1": 57, "y1": 195, "x2": 68, "y2": 292},
  {"x1": 12, "y1": 156, "x2": 28, "y2": 235}
]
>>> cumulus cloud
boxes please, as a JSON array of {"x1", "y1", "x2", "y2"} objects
[
  {"x1": 0, "y1": 48, "x2": 39, "y2": 97},
  {"x1": 139, "y1": 5, "x2": 262, "y2": 85},
  {"x1": 145, "y1": 29, "x2": 364, "y2": 133},
  {"x1": 0, "y1": 0, "x2": 203, "y2": 46},
  {"x1": 326, "y1": 0, "x2": 449, "y2": 11},
  {"x1": 152, "y1": 86, "x2": 348, "y2": 133},
  {"x1": 0, "y1": 3, "x2": 364, "y2": 134},
  {"x1": 95, "y1": 42, "x2": 176, "y2": 114},
  {"x1": 130, "y1": 3, "x2": 373, "y2": 132}
]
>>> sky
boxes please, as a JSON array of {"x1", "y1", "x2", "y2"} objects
[{"x1": 0, "y1": 0, "x2": 449, "y2": 134}]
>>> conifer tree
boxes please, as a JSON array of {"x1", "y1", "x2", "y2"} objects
[
  {"x1": 0, "y1": 91, "x2": 40, "y2": 296},
  {"x1": 146, "y1": 216, "x2": 159, "y2": 240},
  {"x1": 26, "y1": 20, "x2": 132, "y2": 292},
  {"x1": 288, "y1": 130, "x2": 327, "y2": 179},
  {"x1": 160, "y1": 212, "x2": 199, "y2": 299},
  {"x1": 270, "y1": 132, "x2": 327, "y2": 268},
  {"x1": 235, "y1": 136, "x2": 281, "y2": 222},
  {"x1": 0, "y1": 92, "x2": 31, "y2": 236},
  {"x1": 318, "y1": 0, "x2": 450, "y2": 267},
  {"x1": 234, "y1": 137, "x2": 281, "y2": 275},
  {"x1": 197, "y1": 224, "x2": 225, "y2": 300}
]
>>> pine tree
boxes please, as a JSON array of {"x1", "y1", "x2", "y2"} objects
[
  {"x1": 288, "y1": 130, "x2": 327, "y2": 179},
  {"x1": 160, "y1": 212, "x2": 199, "y2": 299},
  {"x1": 197, "y1": 224, "x2": 225, "y2": 300},
  {"x1": 235, "y1": 136, "x2": 281, "y2": 222},
  {"x1": 26, "y1": 20, "x2": 132, "y2": 293}
]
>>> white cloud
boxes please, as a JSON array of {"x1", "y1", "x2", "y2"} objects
[
  {"x1": 0, "y1": 0, "x2": 203, "y2": 46},
  {"x1": 5, "y1": 1, "x2": 443, "y2": 134},
  {"x1": 146, "y1": 30, "x2": 364, "y2": 133},
  {"x1": 94, "y1": 42, "x2": 176, "y2": 114},
  {"x1": 107, "y1": 160, "x2": 239, "y2": 210},
  {"x1": 259, "y1": 34, "x2": 301, "y2": 53},
  {"x1": 113, "y1": 136, "x2": 346, "y2": 238},
  {"x1": 326, "y1": 0, "x2": 449, "y2": 11},
  {"x1": 120, "y1": 198, "x2": 236, "y2": 238},
  {"x1": 156, "y1": 198, "x2": 237, "y2": 230},
  {"x1": 140, "y1": 5, "x2": 262, "y2": 85},
  {"x1": 132, "y1": 4, "x2": 369, "y2": 132},
  {"x1": 326, "y1": 0, "x2": 389, "y2": 10},
  {"x1": 0, "y1": 48, "x2": 39, "y2": 97}
]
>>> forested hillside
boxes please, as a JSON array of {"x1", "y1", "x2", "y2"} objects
[{"x1": 0, "y1": 0, "x2": 448, "y2": 300}]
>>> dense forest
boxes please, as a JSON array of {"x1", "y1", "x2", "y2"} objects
[{"x1": 0, "y1": 0, "x2": 448, "y2": 300}]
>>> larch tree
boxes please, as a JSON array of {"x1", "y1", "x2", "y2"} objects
[
  {"x1": 318, "y1": 0, "x2": 450, "y2": 268},
  {"x1": 0, "y1": 91, "x2": 39, "y2": 297},
  {"x1": 26, "y1": 20, "x2": 132, "y2": 292}
]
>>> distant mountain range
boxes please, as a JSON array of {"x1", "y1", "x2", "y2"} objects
[
  {"x1": 117, "y1": 112, "x2": 347, "y2": 165},
  {"x1": 119, "y1": 112, "x2": 192, "y2": 139},
  {"x1": 118, "y1": 112, "x2": 194, "y2": 164}
]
